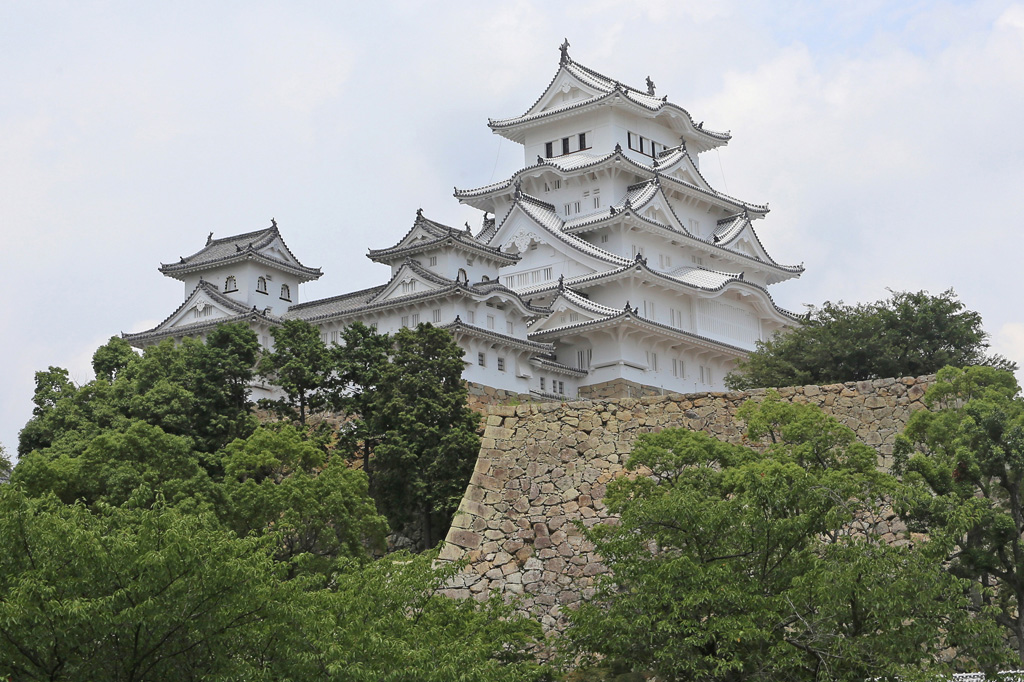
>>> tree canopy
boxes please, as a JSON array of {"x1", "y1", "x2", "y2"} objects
[
  {"x1": 5, "y1": 323, "x2": 549, "y2": 681},
  {"x1": 726, "y1": 289, "x2": 1016, "y2": 390},
  {"x1": 895, "y1": 365, "x2": 1024, "y2": 660},
  {"x1": 0, "y1": 486, "x2": 549, "y2": 682},
  {"x1": 567, "y1": 395, "x2": 1011, "y2": 681},
  {"x1": 371, "y1": 324, "x2": 481, "y2": 547}
]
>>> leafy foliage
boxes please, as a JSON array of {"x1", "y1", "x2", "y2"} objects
[
  {"x1": 0, "y1": 443, "x2": 11, "y2": 483},
  {"x1": 332, "y1": 321, "x2": 393, "y2": 483},
  {"x1": 221, "y1": 424, "x2": 388, "y2": 576},
  {"x1": 895, "y1": 365, "x2": 1024, "y2": 660},
  {"x1": 0, "y1": 486, "x2": 549, "y2": 682},
  {"x1": 726, "y1": 289, "x2": 1016, "y2": 389},
  {"x1": 371, "y1": 324, "x2": 481, "y2": 547},
  {"x1": 295, "y1": 552, "x2": 549, "y2": 681},
  {"x1": 258, "y1": 319, "x2": 333, "y2": 425},
  {"x1": 0, "y1": 486, "x2": 296, "y2": 682},
  {"x1": 567, "y1": 395, "x2": 1010, "y2": 681}
]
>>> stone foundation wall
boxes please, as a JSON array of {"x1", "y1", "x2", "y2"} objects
[
  {"x1": 577, "y1": 378, "x2": 669, "y2": 400},
  {"x1": 439, "y1": 375, "x2": 933, "y2": 633},
  {"x1": 465, "y1": 382, "x2": 552, "y2": 413}
]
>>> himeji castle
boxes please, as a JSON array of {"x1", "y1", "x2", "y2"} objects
[{"x1": 125, "y1": 42, "x2": 802, "y2": 400}]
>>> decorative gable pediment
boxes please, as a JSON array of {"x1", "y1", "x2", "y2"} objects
[
  {"x1": 526, "y1": 70, "x2": 602, "y2": 117},
  {"x1": 528, "y1": 292, "x2": 614, "y2": 334},
  {"x1": 369, "y1": 262, "x2": 448, "y2": 305}
]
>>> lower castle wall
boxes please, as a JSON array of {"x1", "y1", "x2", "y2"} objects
[{"x1": 438, "y1": 375, "x2": 933, "y2": 633}]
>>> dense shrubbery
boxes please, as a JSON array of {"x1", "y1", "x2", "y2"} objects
[
  {"x1": 726, "y1": 289, "x2": 1016, "y2": 389},
  {"x1": 4, "y1": 322, "x2": 546, "y2": 682},
  {"x1": 567, "y1": 391, "x2": 1017, "y2": 680}
]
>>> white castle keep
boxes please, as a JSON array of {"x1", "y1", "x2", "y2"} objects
[{"x1": 125, "y1": 43, "x2": 802, "y2": 399}]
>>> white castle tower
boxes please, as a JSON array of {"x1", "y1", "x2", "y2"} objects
[
  {"x1": 126, "y1": 43, "x2": 801, "y2": 400},
  {"x1": 454, "y1": 41, "x2": 802, "y2": 397}
]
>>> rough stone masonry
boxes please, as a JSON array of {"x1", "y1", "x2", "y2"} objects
[{"x1": 438, "y1": 375, "x2": 933, "y2": 634}]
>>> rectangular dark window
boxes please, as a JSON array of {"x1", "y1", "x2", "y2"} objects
[
  {"x1": 545, "y1": 141, "x2": 553, "y2": 158},
  {"x1": 562, "y1": 137, "x2": 570, "y2": 155},
  {"x1": 579, "y1": 132, "x2": 587, "y2": 149}
]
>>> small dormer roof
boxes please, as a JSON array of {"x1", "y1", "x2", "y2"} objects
[
  {"x1": 122, "y1": 280, "x2": 280, "y2": 347},
  {"x1": 367, "y1": 209, "x2": 520, "y2": 265},
  {"x1": 159, "y1": 220, "x2": 322, "y2": 282}
]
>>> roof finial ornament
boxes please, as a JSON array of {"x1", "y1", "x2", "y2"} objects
[
  {"x1": 624, "y1": 197, "x2": 632, "y2": 211},
  {"x1": 179, "y1": 256, "x2": 185, "y2": 263},
  {"x1": 206, "y1": 232, "x2": 213, "y2": 245},
  {"x1": 465, "y1": 222, "x2": 472, "y2": 232},
  {"x1": 614, "y1": 141, "x2": 622, "y2": 153},
  {"x1": 514, "y1": 179, "x2": 523, "y2": 200},
  {"x1": 559, "y1": 38, "x2": 570, "y2": 65},
  {"x1": 271, "y1": 218, "x2": 277, "y2": 228},
  {"x1": 558, "y1": 274, "x2": 565, "y2": 291},
  {"x1": 624, "y1": 300, "x2": 631, "y2": 311},
  {"x1": 609, "y1": 206, "x2": 616, "y2": 215},
  {"x1": 646, "y1": 76, "x2": 655, "y2": 96},
  {"x1": 236, "y1": 244, "x2": 242, "y2": 252},
  {"x1": 537, "y1": 154, "x2": 544, "y2": 165},
  {"x1": 697, "y1": 121, "x2": 704, "y2": 129},
  {"x1": 652, "y1": 158, "x2": 659, "y2": 168},
  {"x1": 713, "y1": 233, "x2": 721, "y2": 243},
  {"x1": 738, "y1": 272, "x2": 744, "y2": 280},
  {"x1": 416, "y1": 207, "x2": 423, "y2": 217},
  {"x1": 679, "y1": 136, "x2": 687, "y2": 151}
]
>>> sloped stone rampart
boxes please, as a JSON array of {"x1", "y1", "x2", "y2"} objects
[{"x1": 438, "y1": 375, "x2": 934, "y2": 633}]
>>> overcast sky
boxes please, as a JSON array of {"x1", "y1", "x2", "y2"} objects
[{"x1": 3, "y1": 0, "x2": 1023, "y2": 456}]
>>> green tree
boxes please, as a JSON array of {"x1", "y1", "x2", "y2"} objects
[
  {"x1": 258, "y1": 319, "x2": 333, "y2": 425},
  {"x1": 0, "y1": 443, "x2": 11, "y2": 484},
  {"x1": 0, "y1": 486, "x2": 298, "y2": 682},
  {"x1": 726, "y1": 289, "x2": 1016, "y2": 390},
  {"x1": 90, "y1": 335, "x2": 137, "y2": 381},
  {"x1": 296, "y1": 552, "x2": 549, "y2": 681},
  {"x1": 14, "y1": 328, "x2": 262, "y2": 509},
  {"x1": 372, "y1": 324, "x2": 481, "y2": 547},
  {"x1": 220, "y1": 425, "x2": 387, "y2": 577},
  {"x1": 0, "y1": 486, "x2": 549, "y2": 682},
  {"x1": 332, "y1": 321, "x2": 392, "y2": 483},
  {"x1": 894, "y1": 365, "x2": 1024, "y2": 660},
  {"x1": 567, "y1": 395, "x2": 1010, "y2": 681}
]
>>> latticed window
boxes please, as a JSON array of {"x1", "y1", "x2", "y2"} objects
[
  {"x1": 256, "y1": 276, "x2": 267, "y2": 294},
  {"x1": 224, "y1": 275, "x2": 237, "y2": 292},
  {"x1": 279, "y1": 284, "x2": 291, "y2": 301}
]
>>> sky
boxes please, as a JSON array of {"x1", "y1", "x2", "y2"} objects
[{"x1": 2, "y1": 0, "x2": 1023, "y2": 457}]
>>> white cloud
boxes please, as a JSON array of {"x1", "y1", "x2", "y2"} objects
[
  {"x1": 993, "y1": 323, "x2": 1024, "y2": 384},
  {"x1": 2, "y1": 0, "x2": 1023, "y2": 451}
]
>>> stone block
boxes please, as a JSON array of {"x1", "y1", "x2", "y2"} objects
[{"x1": 448, "y1": 530, "x2": 482, "y2": 549}]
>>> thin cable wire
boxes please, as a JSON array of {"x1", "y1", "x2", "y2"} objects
[
  {"x1": 488, "y1": 137, "x2": 504, "y2": 183},
  {"x1": 715, "y1": 147, "x2": 729, "y2": 194}
]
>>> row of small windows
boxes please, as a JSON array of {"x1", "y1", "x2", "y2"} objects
[
  {"x1": 644, "y1": 350, "x2": 715, "y2": 384},
  {"x1": 544, "y1": 132, "x2": 590, "y2": 159},
  {"x1": 504, "y1": 267, "x2": 553, "y2": 288},
  {"x1": 563, "y1": 189, "x2": 600, "y2": 216},
  {"x1": 225, "y1": 275, "x2": 289, "y2": 301},
  {"x1": 627, "y1": 131, "x2": 668, "y2": 158},
  {"x1": 477, "y1": 352, "x2": 507, "y2": 373},
  {"x1": 538, "y1": 377, "x2": 565, "y2": 395}
]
